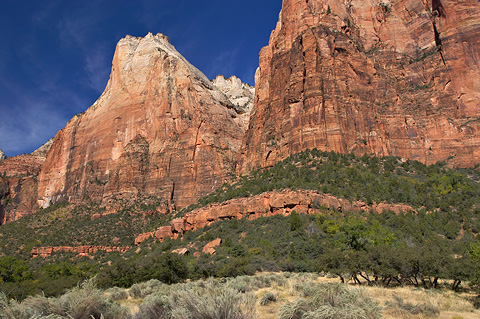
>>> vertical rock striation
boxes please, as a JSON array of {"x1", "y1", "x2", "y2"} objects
[
  {"x1": 238, "y1": 0, "x2": 480, "y2": 172},
  {"x1": 37, "y1": 33, "x2": 249, "y2": 210}
]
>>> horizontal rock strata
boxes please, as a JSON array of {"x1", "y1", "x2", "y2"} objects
[{"x1": 30, "y1": 245, "x2": 131, "y2": 258}]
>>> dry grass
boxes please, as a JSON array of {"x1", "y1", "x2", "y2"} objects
[
  {"x1": 117, "y1": 296, "x2": 141, "y2": 316},
  {"x1": 252, "y1": 273, "x2": 480, "y2": 319},
  {"x1": 367, "y1": 285, "x2": 479, "y2": 319},
  {"x1": 86, "y1": 273, "x2": 480, "y2": 319}
]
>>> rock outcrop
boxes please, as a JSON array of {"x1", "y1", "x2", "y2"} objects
[
  {"x1": 31, "y1": 245, "x2": 131, "y2": 258},
  {"x1": 202, "y1": 238, "x2": 222, "y2": 255},
  {"x1": 134, "y1": 189, "x2": 415, "y2": 245},
  {"x1": 238, "y1": 0, "x2": 480, "y2": 172},
  {"x1": 31, "y1": 138, "x2": 54, "y2": 157},
  {"x1": 37, "y1": 33, "x2": 250, "y2": 210},
  {"x1": 212, "y1": 75, "x2": 255, "y2": 129}
]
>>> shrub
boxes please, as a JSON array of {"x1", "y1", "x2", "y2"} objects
[
  {"x1": 386, "y1": 295, "x2": 439, "y2": 316},
  {"x1": 170, "y1": 281, "x2": 256, "y2": 319},
  {"x1": 131, "y1": 279, "x2": 256, "y2": 319},
  {"x1": 278, "y1": 298, "x2": 310, "y2": 319},
  {"x1": 1, "y1": 279, "x2": 130, "y2": 319},
  {"x1": 105, "y1": 287, "x2": 128, "y2": 301},
  {"x1": 129, "y1": 279, "x2": 165, "y2": 299},
  {"x1": 0, "y1": 292, "x2": 34, "y2": 319},
  {"x1": 278, "y1": 283, "x2": 380, "y2": 319},
  {"x1": 226, "y1": 277, "x2": 248, "y2": 293},
  {"x1": 260, "y1": 292, "x2": 278, "y2": 306},
  {"x1": 133, "y1": 294, "x2": 171, "y2": 319}
]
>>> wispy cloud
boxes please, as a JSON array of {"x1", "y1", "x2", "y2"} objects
[
  {"x1": 84, "y1": 44, "x2": 111, "y2": 92},
  {"x1": 0, "y1": 79, "x2": 68, "y2": 156},
  {"x1": 58, "y1": 7, "x2": 111, "y2": 93},
  {"x1": 205, "y1": 38, "x2": 245, "y2": 80}
]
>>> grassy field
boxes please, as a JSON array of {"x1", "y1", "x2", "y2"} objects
[
  {"x1": 3, "y1": 272, "x2": 478, "y2": 319},
  {"x1": 251, "y1": 274, "x2": 480, "y2": 319}
]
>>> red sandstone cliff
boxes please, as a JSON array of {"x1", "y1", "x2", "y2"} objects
[
  {"x1": 0, "y1": 140, "x2": 52, "y2": 224},
  {"x1": 3, "y1": 1, "x2": 480, "y2": 224},
  {"x1": 37, "y1": 33, "x2": 250, "y2": 210},
  {"x1": 238, "y1": 0, "x2": 480, "y2": 172}
]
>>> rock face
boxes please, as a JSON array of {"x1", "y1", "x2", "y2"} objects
[
  {"x1": 212, "y1": 75, "x2": 255, "y2": 130},
  {"x1": 0, "y1": 153, "x2": 47, "y2": 224},
  {"x1": 0, "y1": 139, "x2": 54, "y2": 224},
  {"x1": 37, "y1": 33, "x2": 250, "y2": 210},
  {"x1": 238, "y1": 0, "x2": 480, "y2": 172},
  {"x1": 31, "y1": 138, "x2": 54, "y2": 157},
  {"x1": 4, "y1": 1, "x2": 480, "y2": 225},
  {"x1": 134, "y1": 189, "x2": 415, "y2": 245}
]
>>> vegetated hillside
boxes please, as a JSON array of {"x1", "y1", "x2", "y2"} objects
[
  {"x1": 0, "y1": 196, "x2": 169, "y2": 256},
  {"x1": 184, "y1": 149, "x2": 480, "y2": 219},
  {"x1": 2, "y1": 151, "x2": 480, "y2": 300},
  {"x1": 0, "y1": 197, "x2": 170, "y2": 299}
]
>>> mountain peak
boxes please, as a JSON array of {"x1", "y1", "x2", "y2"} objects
[{"x1": 36, "y1": 31, "x2": 248, "y2": 210}]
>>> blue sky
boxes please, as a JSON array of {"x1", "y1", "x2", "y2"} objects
[{"x1": 0, "y1": 0, "x2": 282, "y2": 157}]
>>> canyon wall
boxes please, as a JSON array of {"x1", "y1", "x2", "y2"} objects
[
  {"x1": 37, "y1": 33, "x2": 252, "y2": 210},
  {"x1": 0, "y1": 141, "x2": 52, "y2": 224},
  {"x1": 238, "y1": 0, "x2": 480, "y2": 172},
  {"x1": 3, "y1": 0, "x2": 480, "y2": 224}
]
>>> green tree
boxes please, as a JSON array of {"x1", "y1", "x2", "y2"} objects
[{"x1": 290, "y1": 211, "x2": 303, "y2": 231}]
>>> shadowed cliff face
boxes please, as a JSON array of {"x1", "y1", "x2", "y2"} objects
[
  {"x1": 37, "y1": 33, "x2": 248, "y2": 210},
  {"x1": 0, "y1": 139, "x2": 53, "y2": 224},
  {"x1": 0, "y1": 154, "x2": 45, "y2": 224},
  {"x1": 238, "y1": 0, "x2": 480, "y2": 172}
]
